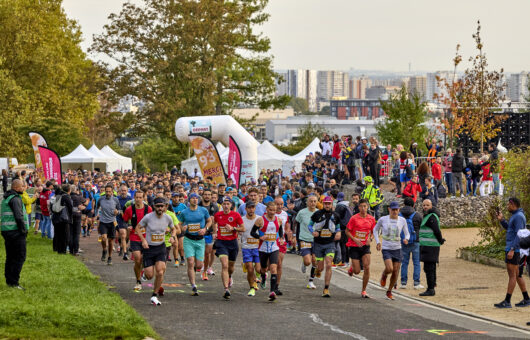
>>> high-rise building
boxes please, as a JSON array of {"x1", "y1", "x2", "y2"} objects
[
  {"x1": 317, "y1": 71, "x2": 349, "y2": 107},
  {"x1": 349, "y1": 77, "x2": 372, "y2": 99},
  {"x1": 507, "y1": 72, "x2": 529, "y2": 102},
  {"x1": 426, "y1": 71, "x2": 452, "y2": 102},
  {"x1": 408, "y1": 76, "x2": 427, "y2": 101},
  {"x1": 306, "y1": 70, "x2": 318, "y2": 112},
  {"x1": 275, "y1": 72, "x2": 288, "y2": 96},
  {"x1": 277, "y1": 69, "x2": 319, "y2": 112}
]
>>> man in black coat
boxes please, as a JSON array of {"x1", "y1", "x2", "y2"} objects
[
  {"x1": 419, "y1": 199, "x2": 445, "y2": 296},
  {"x1": 52, "y1": 184, "x2": 73, "y2": 254},
  {"x1": 400, "y1": 197, "x2": 423, "y2": 289}
]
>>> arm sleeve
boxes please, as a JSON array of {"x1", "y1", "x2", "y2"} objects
[
  {"x1": 250, "y1": 224, "x2": 260, "y2": 239},
  {"x1": 373, "y1": 219, "x2": 382, "y2": 244},
  {"x1": 500, "y1": 219, "x2": 509, "y2": 230},
  {"x1": 278, "y1": 224, "x2": 284, "y2": 238}
]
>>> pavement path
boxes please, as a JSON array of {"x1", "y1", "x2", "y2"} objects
[{"x1": 79, "y1": 236, "x2": 530, "y2": 340}]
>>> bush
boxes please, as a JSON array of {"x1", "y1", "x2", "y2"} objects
[{"x1": 501, "y1": 147, "x2": 530, "y2": 212}]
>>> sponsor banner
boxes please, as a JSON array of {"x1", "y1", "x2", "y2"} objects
[
  {"x1": 189, "y1": 135, "x2": 226, "y2": 186},
  {"x1": 38, "y1": 146, "x2": 62, "y2": 184},
  {"x1": 227, "y1": 136, "x2": 242, "y2": 188},
  {"x1": 189, "y1": 120, "x2": 212, "y2": 138},
  {"x1": 29, "y1": 132, "x2": 48, "y2": 181},
  {"x1": 241, "y1": 160, "x2": 257, "y2": 184}
]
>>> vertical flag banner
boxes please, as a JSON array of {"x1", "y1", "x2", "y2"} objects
[
  {"x1": 189, "y1": 135, "x2": 226, "y2": 186},
  {"x1": 29, "y1": 132, "x2": 48, "y2": 181},
  {"x1": 38, "y1": 146, "x2": 62, "y2": 184},
  {"x1": 227, "y1": 136, "x2": 242, "y2": 188}
]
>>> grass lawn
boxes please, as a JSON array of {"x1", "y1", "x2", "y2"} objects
[{"x1": 0, "y1": 233, "x2": 158, "y2": 340}]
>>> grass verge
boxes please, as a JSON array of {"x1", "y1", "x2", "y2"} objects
[
  {"x1": 460, "y1": 244, "x2": 505, "y2": 261},
  {"x1": 0, "y1": 233, "x2": 158, "y2": 340}
]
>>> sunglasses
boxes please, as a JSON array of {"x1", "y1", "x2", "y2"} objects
[{"x1": 155, "y1": 204, "x2": 165, "y2": 208}]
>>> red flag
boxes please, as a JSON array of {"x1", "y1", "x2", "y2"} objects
[
  {"x1": 227, "y1": 136, "x2": 242, "y2": 188},
  {"x1": 38, "y1": 146, "x2": 62, "y2": 184}
]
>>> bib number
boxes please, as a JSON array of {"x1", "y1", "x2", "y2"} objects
[
  {"x1": 265, "y1": 233, "x2": 276, "y2": 242},
  {"x1": 188, "y1": 224, "x2": 200, "y2": 233},
  {"x1": 151, "y1": 233, "x2": 164, "y2": 242},
  {"x1": 300, "y1": 241, "x2": 312, "y2": 249},
  {"x1": 355, "y1": 231, "x2": 367, "y2": 239},
  {"x1": 320, "y1": 229, "x2": 332, "y2": 237},
  {"x1": 247, "y1": 237, "x2": 258, "y2": 245},
  {"x1": 220, "y1": 225, "x2": 233, "y2": 237}
]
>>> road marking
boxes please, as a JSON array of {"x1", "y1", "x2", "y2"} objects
[{"x1": 308, "y1": 313, "x2": 368, "y2": 340}]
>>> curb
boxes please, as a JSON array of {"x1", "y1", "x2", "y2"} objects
[{"x1": 334, "y1": 267, "x2": 530, "y2": 334}]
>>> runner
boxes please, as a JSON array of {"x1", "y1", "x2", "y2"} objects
[
  {"x1": 373, "y1": 201, "x2": 410, "y2": 300},
  {"x1": 135, "y1": 197, "x2": 175, "y2": 306},
  {"x1": 241, "y1": 201, "x2": 261, "y2": 296},
  {"x1": 251, "y1": 201, "x2": 284, "y2": 302},
  {"x1": 81, "y1": 182, "x2": 95, "y2": 237},
  {"x1": 116, "y1": 184, "x2": 131, "y2": 260},
  {"x1": 345, "y1": 199, "x2": 376, "y2": 298},
  {"x1": 274, "y1": 196, "x2": 290, "y2": 296},
  {"x1": 308, "y1": 196, "x2": 341, "y2": 297},
  {"x1": 213, "y1": 197, "x2": 245, "y2": 299},
  {"x1": 123, "y1": 190, "x2": 152, "y2": 291},
  {"x1": 199, "y1": 188, "x2": 219, "y2": 280},
  {"x1": 295, "y1": 194, "x2": 318, "y2": 289},
  {"x1": 178, "y1": 193, "x2": 211, "y2": 296},
  {"x1": 238, "y1": 187, "x2": 266, "y2": 216},
  {"x1": 96, "y1": 184, "x2": 120, "y2": 265},
  {"x1": 171, "y1": 192, "x2": 187, "y2": 266}
]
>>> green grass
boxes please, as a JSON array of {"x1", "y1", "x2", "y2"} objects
[
  {"x1": 441, "y1": 222, "x2": 480, "y2": 229},
  {"x1": 0, "y1": 233, "x2": 158, "y2": 340},
  {"x1": 461, "y1": 244, "x2": 505, "y2": 261}
]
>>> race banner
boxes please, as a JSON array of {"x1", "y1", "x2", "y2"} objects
[
  {"x1": 38, "y1": 146, "x2": 62, "y2": 184},
  {"x1": 29, "y1": 132, "x2": 48, "y2": 181},
  {"x1": 189, "y1": 135, "x2": 226, "y2": 186},
  {"x1": 227, "y1": 136, "x2": 242, "y2": 188}
]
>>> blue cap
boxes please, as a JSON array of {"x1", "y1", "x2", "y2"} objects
[
  {"x1": 189, "y1": 193, "x2": 200, "y2": 199},
  {"x1": 226, "y1": 186, "x2": 233, "y2": 192},
  {"x1": 389, "y1": 201, "x2": 400, "y2": 209},
  {"x1": 223, "y1": 196, "x2": 232, "y2": 203}
]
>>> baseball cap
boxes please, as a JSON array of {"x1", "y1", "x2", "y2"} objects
[
  {"x1": 308, "y1": 183, "x2": 315, "y2": 188},
  {"x1": 223, "y1": 196, "x2": 232, "y2": 203},
  {"x1": 226, "y1": 186, "x2": 233, "y2": 192},
  {"x1": 154, "y1": 197, "x2": 167, "y2": 205},
  {"x1": 389, "y1": 201, "x2": 400, "y2": 209},
  {"x1": 246, "y1": 201, "x2": 256, "y2": 208},
  {"x1": 189, "y1": 193, "x2": 200, "y2": 199},
  {"x1": 337, "y1": 192, "x2": 345, "y2": 201},
  {"x1": 323, "y1": 196, "x2": 333, "y2": 203}
]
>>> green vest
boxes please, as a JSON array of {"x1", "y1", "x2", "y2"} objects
[
  {"x1": 419, "y1": 213, "x2": 440, "y2": 247},
  {"x1": 1, "y1": 194, "x2": 29, "y2": 232},
  {"x1": 361, "y1": 185, "x2": 382, "y2": 208}
]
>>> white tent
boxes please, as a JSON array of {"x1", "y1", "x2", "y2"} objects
[
  {"x1": 257, "y1": 140, "x2": 290, "y2": 172},
  {"x1": 282, "y1": 138, "x2": 322, "y2": 175},
  {"x1": 61, "y1": 145, "x2": 108, "y2": 171},
  {"x1": 88, "y1": 145, "x2": 121, "y2": 173},
  {"x1": 101, "y1": 145, "x2": 133, "y2": 171}
]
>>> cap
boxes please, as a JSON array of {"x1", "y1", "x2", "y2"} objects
[
  {"x1": 223, "y1": 196, "x2": 232, "y2": 203},
  {"x1": 226, "y1": 186, "x2": 233, "y2": 192},
  {"x1": 199, "y1": 186, "x2": 203, "y2": 190},
  {"x1": 363, "y1": 176, "x2": 373, "y2": 183},
  {"x1": 308, "y1": 183, "x2": 315, "y2": 188},
  {"x1": 171, "y1": 192, "x2": 179, "y2": 197},
  {"x1": 389, "y1": 201, "x2": 400, "y2": 209},
  {"x1": 413, "y1": 142, "x2": 418, "y2": 146},
  {"x1": 189, "y1": 193, "x2": 200, "y2": 199},
  {"x1": 323, "y1": 196, "x2": 333, "y2": 203},
  {"x1": 361, "y1": 137, "x2": 367, "y2": 140},
  {"x1": 246, "y1": 201, "x2": 256, "y2": 208},
  {"x1": 154, "y1": 197, "x2": 167, "y2": 205},
  {"x1": 337, "y1": 192, "x2": 345, "y2": 201},
  {"x1": 218, "y1": 183, "x2": 226, "y2": 187}
]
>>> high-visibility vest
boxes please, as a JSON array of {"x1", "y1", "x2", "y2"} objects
[
  {"x1": 419, "y1": 213, "x2": 440, "y2": 247},
  {"x1": 1, "y1": 194, "x2": 29, "y2": 232}
]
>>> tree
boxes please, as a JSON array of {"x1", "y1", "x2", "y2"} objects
[
  {"x1": 376, "y1": 86, "x2": 429, "y2": 148},
  {"x1": 0, "y1": 0, "x2": 101, "y2": 159},
  {"x1": 289, "y1": 97, "x2": 309, "y2": 115},
  {"x1": 320, "y1": 106, "x2": 331, "y2": 115}
]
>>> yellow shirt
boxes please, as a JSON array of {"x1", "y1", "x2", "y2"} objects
[{"x1": 21, "y1": 191, "x2": 37, "y2": 214}]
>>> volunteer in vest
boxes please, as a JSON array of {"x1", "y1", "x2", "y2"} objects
[
  {"x1": 123, "y1": 190, "x2": 152, "y2": 291},
  {"x1": 274, "y1": 196, "x2": 290, "y2": 296},
  {"x1": 399, "y1": 197, "x2": 424, "y2": 290},
  {"x1": 96, "y1": 184, "x2": 120, "y2": 265},
  {"x1": 199, "y1": 188, "x2": 219, "y2": 280},
  {"x1": 373, "y1": 201, "x2": 409, "y2": 300},
  {"x1": 178, "y1": 193, "x2": 211, "y2": 296},
  {"x1": 308, "y1": 196, "x2": 341, "y2": 298},
  {"x1": 136, "y1": 197, "x2": 175, "y2": 306},
  {"x1": 295, "y1": 194, "x2": 318, "y2": 289},
  {"x1": 250, "y1": 201, "x2": 284, "y2": 302},
  {"x1": 345, "y1": 199, "x2": 376, "y2": 298},
  {"x1": 241, "y1": 201, "x2": 261, "y2": 297},
  {"x1": 360, "y1": 176, "x2": 383, "y2": 220},
  {"x1": 213, "y1": 197, "x2": 245, "y2": 300},
  {"x1": 418, "y1": 199, "x2": 445, "y2": 297},
  {"x1": 1, "y1": 179, "x2": 29, "y2": 289}
]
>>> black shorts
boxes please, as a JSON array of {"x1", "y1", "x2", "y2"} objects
[
  {"x1": 98, "y1": 222, "x2": 116, "y2": 238},
  {"x1": 214, "y1": 239, "x2": 239, "y2": 262},
  {"x1": 259, "y1": 250, "x2": 279, "y2": 268},
  {"x1": 82, "y1": 209, "x2": 94, "y2": 218},
  {"x1": 505, "y1": 251, "x2": 520, "y2": 266},
  {"x1": 518, "y1": 255, "x2": 527, "y2": 277},
  {"x1": 116, "y1": 221, "x2": 128, "y2": 230},
  {"x1": 130, "y1": 240, "x2": 143, "y2": 252},
  {"x1": 348, "y1": 245, "x2": 371, "y2": 260},
  {"x1": 143, "y1": 244, "x2": 167, "y2": 268}
]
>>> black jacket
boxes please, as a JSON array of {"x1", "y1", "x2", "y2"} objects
[
  {"x1": 420, "y1": 208, "x2": 444, "y2": 263},
  {"x1": 3, "y1": 189, "x2": 26, "y2": 234},
  {"x1": 421, "y1": 185, "x2": 439, "y2": 206},
  {"x1": 452, "y1": 153, "x2": 465, "y2": 173},
  {"x1": 399, "y1": 205, "x2": 422, "y2": 242},
  {"x1": 469, "y1": 163, "x2": 482, "y2": 180}
]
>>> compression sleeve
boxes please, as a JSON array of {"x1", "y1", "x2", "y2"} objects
[
  {"x1": 250, "y1": 224, "x2": 260, "y2": 239},
  {"x1": 278, "y1": 225, "x2": 283, "y2": 239}
]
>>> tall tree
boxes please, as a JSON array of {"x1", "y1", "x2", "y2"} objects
[
  {"x1": 289, "y1": 97, "x2": 309, "y2": 115},
  {"x1": 376, "y1": 86, "x2": 429, "y2": 147},
  {"x1": 0, "y1": 0, "x2": 101, "y2": 158}
]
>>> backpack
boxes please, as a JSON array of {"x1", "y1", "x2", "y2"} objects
[
  {"x1": 51, "y1": 195, "x2": 65, "y2": 213},
  {"x1": 131, "y1": 205, "x2": 149, "y2": 227},
  {"x1": 400, "y1": 211, "x2": 416, "y2": 243},
  {"x1": 336, "y1": 203, "x2": 353, "y2": 228},
  {"x1": 405, "y1": 163, "x2": 414, "y2": 179}
]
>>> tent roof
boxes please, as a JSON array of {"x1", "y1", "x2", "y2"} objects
[
  {"x1": 101, "y1": 145, "x2": 129, "y2": 160},
  {"x1": 88, "y1": 145, "x2": 110, "y2": 160},
  {"x1": 61, "y1": 144, "x2": 97, "y2": 163},
  {"x1": 258, "y1": 140, "x2": 290, "y2": 160},
  {"x1": 290, "y1": 138, "x2": 321, "y2": 161}
]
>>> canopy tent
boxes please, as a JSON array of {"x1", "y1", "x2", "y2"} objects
[
  {"x1": 88, "y1": 145, "x2": 121, "y2": 173},
  {"x1": 257, "y1": 140, "x2": 290, "y2": 172},
  {"x1": 61, "y1": 144, "x2": 108, "y2": 171},
  {"x1": 101, "y1": 145, "x2": 133, "y2": 171},
  {"x1": 282, "y1": 138, "x2": 322, "y2": 175}
]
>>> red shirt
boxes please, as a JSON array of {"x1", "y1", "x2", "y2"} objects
[
  {"x1": 214, "y1": 210, "x2": 243, "y2": 241},
  {"x1": 123, "y1": 204, "x2": 153, "y2": 242},
  {"x1": 346, "y1": 213, "x2": 376, "y2": 247},
  {"x1": 403, "y1": 182, "x2": 422, "y2": 202},
  {"x1": 432, "y1": 163, "x2": 442, "y2": 181},
  {"x1": 39, "y1": 190, "x2": 52, "y2": 216}
]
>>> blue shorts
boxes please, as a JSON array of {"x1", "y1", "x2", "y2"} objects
[
  {"x1": 399, "y1": 173, "x2": 409, "y2": 183},
  {"x1": 214, "y1": 239, "x2": 239, "y2": 262},
  {"x1": 299, "y1": 240, "x2": 313, "y2": 257},
  {"x1": 242, "y1": 248, "x2": 259, "y2": 264},
  {"x1": 382, "y1": 248, "x2": 402, "y2": 263},
  {"x1": 34, "y1": 212, "x2": 43, "y2": 221},
  {"x1": 204, "y1": 234, "x2": 213, "y2": 245},
  {"x1": 183, "y1": 236, "x2": 205, "y2": 262}
]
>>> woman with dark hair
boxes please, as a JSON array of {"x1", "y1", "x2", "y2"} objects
[{"x1": 417, "y1": 162, "x2": 431, "y2": 192}]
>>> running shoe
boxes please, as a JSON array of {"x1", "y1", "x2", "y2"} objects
[
  {"x1": 515, "y1": 299, "x2": 530, "y2": 307},
  {"x1": 191, "y1": 286, "x2": 199, "y2": 296},
  {"x1": 332, "y1": 264, "x2": 337, "y2": 268},
  {"x1": 268, "y1": 291, "x2": 276, "y2": 302},
  {"x1": 228, "y1": 277, "x2": 233, "y2": 288},
  {"x1": 301, "y1": 263, "x2": 306, "y2": 273},
  {"x1": 413, "y1": 284, "x2": 425, "y2": 290},
  {"x1": 174, "y1": 260, "x2": 179, "y2": 267},
  {"x1": 322, "y1": 289, "x2": 331, "y2": 298},
  {"x1": 107, "y1": 257, "x2": 112, "y2": 266},
  {"x1": 248, "y1": 288, "x2": 256, "y2": 297},
  {"x1": 202, "y1": 272, "x2": 209, "y2": 281},
  {"x1": 400, "y1": 284, "x2": 407, "y2": 289},
  {"x1": 101, "y1": 250, "x2": 107, "y2": 262},
  {"x1": 348, "y1": 266, "x2": 354, "y2": 277},
  {"x1": 307, "y1": 281, "x2": 316, "y2": 289},
  {"x1": 380, "y1": 272, "x2": 387, "y2": 287},
  {"x1": 180, "y1": 258, "x2": 186, "y2": 266},
  {"x1": 119, "y1": 249, "x2": 124, "y2": 257},
  {"x1": 275, "y1": 288, "x2": 283, "y2": 296},
  {"x1": 260, "y1": 274, "x2": 267, "y2": 289},
  {"x1": 141, "y1": 271, "x2": 148, "y2": 281},
  {"x1": 385, "y1": 291, "x2": 395, "y2": 300},
  {"x1": 493, "y1": 300, "x2": 511, "y2": 308},
  {"x1": 253, "y1": 283, "x2": 259, "y2": 291},
  {"x1": 158, "y1": 286, "x2": 164, "y2": 296},
  {"x1": 315, "y1": 269, "x2": 322, "y2": 278},
  {"x1": 207, "y1": 267, "x2": 215, "y2": 275},
  {"x1": 123, "y1": 254, "x2": 129, "y2": 261},
  {"x1": 361, "y1": 291, "x2": 370, "y2": 298},
  {"x1": 134, "y1": 283, "x2": 142, "y2": 291},
  {"x1": 337, "y1": 262, "x2": 345, "y2": 267},
  {"x1": 223, "y1": 290, "x2": 231, "y2": 300},
  {"x1": 151, "y1": 296, "x2": 161, "y2": 306}
]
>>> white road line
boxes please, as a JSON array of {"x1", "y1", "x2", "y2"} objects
[{"x1": 308, "y1": 313, "x2": 369, "y2": 340}]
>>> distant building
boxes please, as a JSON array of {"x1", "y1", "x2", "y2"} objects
[
  {"x1": 507, "y1": 72, "x2": 529, "y2": 102},
  {"x1": 232, "y1": 107, "x2": 295, "y2": 141},
  {"x1": 365, "y1": 86, "x2": 387, "y2": 100},
  {"x1": 408, "y1": 76, "x2": 427, "y2": 101},
  {"x1": 330, "y1": 99, "x2": 385, "y2": 120},
  {"x1": 277, "y1": 70, "x2": 318, "y2": 112},
  {"x1": 317, "y1": 71, "x2": 349, "y2": 102},
  {"x1": 349, "y1": 77, "x2": 372, "y2": 99},
  {"x1": 426, "y1": 71, "x2": 452, "y2": 103}
]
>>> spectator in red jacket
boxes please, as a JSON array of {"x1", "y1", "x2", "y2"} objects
[
  {"x1": 403, "y1": 175, "x2": 422, "y2": 203},
  {"x1": 331, "y1": 134, "x2": 342, "y2": 161},
  {"x1": 432, "y1": 156, "x2": 443, "y2": 184}
]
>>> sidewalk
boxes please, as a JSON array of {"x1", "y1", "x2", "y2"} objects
[{"x1": 342, "y1": 227, "x2": 530, "y2": 328}]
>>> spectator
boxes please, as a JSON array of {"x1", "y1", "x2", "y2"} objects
[
  {"x1": 69, "y1": 185, "x2": 85, "y2": 256},
  {"x1": 432, "y1": 156, "x2": 443, "y2": 185},
  {"x1": 468, "y1": 156, "x2": 482, "y2": 197},
  {"x1": 417, "y1": 162, "x2": 430, "y2": 193},
  {"x1": 39, "y1": 181, "x2": 54, "y2": 239},
  {"x1": 400, "y1": 197, "x2": 424, "y2": 289},
  {"x1": 409, "y1": 141, "x2": 422, "y2": 159},
  {"x1": 488, "y1": 143, "x2": 500, "y2": 194},
  {"x1": 419, "y1": 199, "x2": 444, "y2": 296},
  {"x1": 452, "y1": 148, "x2": 466, "y2": 196},
  {"x1": 360, "y1": 176, "x2": 383, "y2": 220},
  {"x1": 397, "y1": 151, "x2": 413, "y2": 197},
  {"x1": 442, "y1": 149, "x2": 454, "y2": 197},
  {"x1": 1, "y1": 169, "x2": 8, "y2": 193},
  {"x1": 479, "y1": 155, "x2": 493, "y2": 196},
  {"x1": 319, "y1": 134, "x2": 332, "y2": 160},
  {"x1": 421, "y1": 176, "x2": 438, "y2": 206},
  {"x1": 368, "y1": 140, "x2": 381, "y2": 187},
  {"x1": 51, "y1": 184, "x2": 73, "y2": 254},
  {"x1": 403, "y1": 175, "x2": 422, "y2": 203}
]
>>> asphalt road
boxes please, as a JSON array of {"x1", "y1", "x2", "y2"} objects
[{"x1": 79, "y1": 237, "x2": 530, "y2": 340}]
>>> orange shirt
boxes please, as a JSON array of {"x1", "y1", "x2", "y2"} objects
[{"x1": 346, "y1": 213, "x2": 376, "y2": 247}]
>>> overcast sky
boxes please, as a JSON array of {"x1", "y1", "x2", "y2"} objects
[{"x1": 63, "y1": 0, "x2": 529, "y2": 73}]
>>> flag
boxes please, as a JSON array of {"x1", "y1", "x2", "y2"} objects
[
  {"x1": 29, "y1": 132, "x2": 48, "y2": 182},
  {"x1": 227, "y1": 136, "x2": 242, "y2": 188},
  {"x1": 189, "y1": 135, "x2": 226, "y2": 186},
  {"x1": 38, "y1": 146, "x2": 62, "y2": 184}
]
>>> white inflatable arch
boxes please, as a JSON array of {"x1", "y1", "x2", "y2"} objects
[{"x1": 175, "y1": 115, "x2": 259, "y2": 182}]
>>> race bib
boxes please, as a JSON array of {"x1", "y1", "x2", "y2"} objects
[
  {"x1": 247, "y1": 237, "x2": 259, "y2": 245},
  {"x1": 355, "y1": 231, "x2": 367, "y2": 239},
  {"x1": 265, "y1": 233, "x2": 276, "y2": 242},
  {"x1": 151, "y1": 233, "x2": 164, "y2": 242},
  {"x1": 188, "y1": 224, "x2": 201, "y2": 233},
  {"x1": 300, "y1": 241, "x2": 312, "y2": 249},
  {"x1": 220, "y1": 225, "x2": 233, "y2": 237},
  {"x1": 320, "y1": 229, "x2": 332, "y2": 237}
]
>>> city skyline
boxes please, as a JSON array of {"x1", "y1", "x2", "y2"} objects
[{"x1": 63, "y1": 0, "x2": 529, "y2": 73}]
